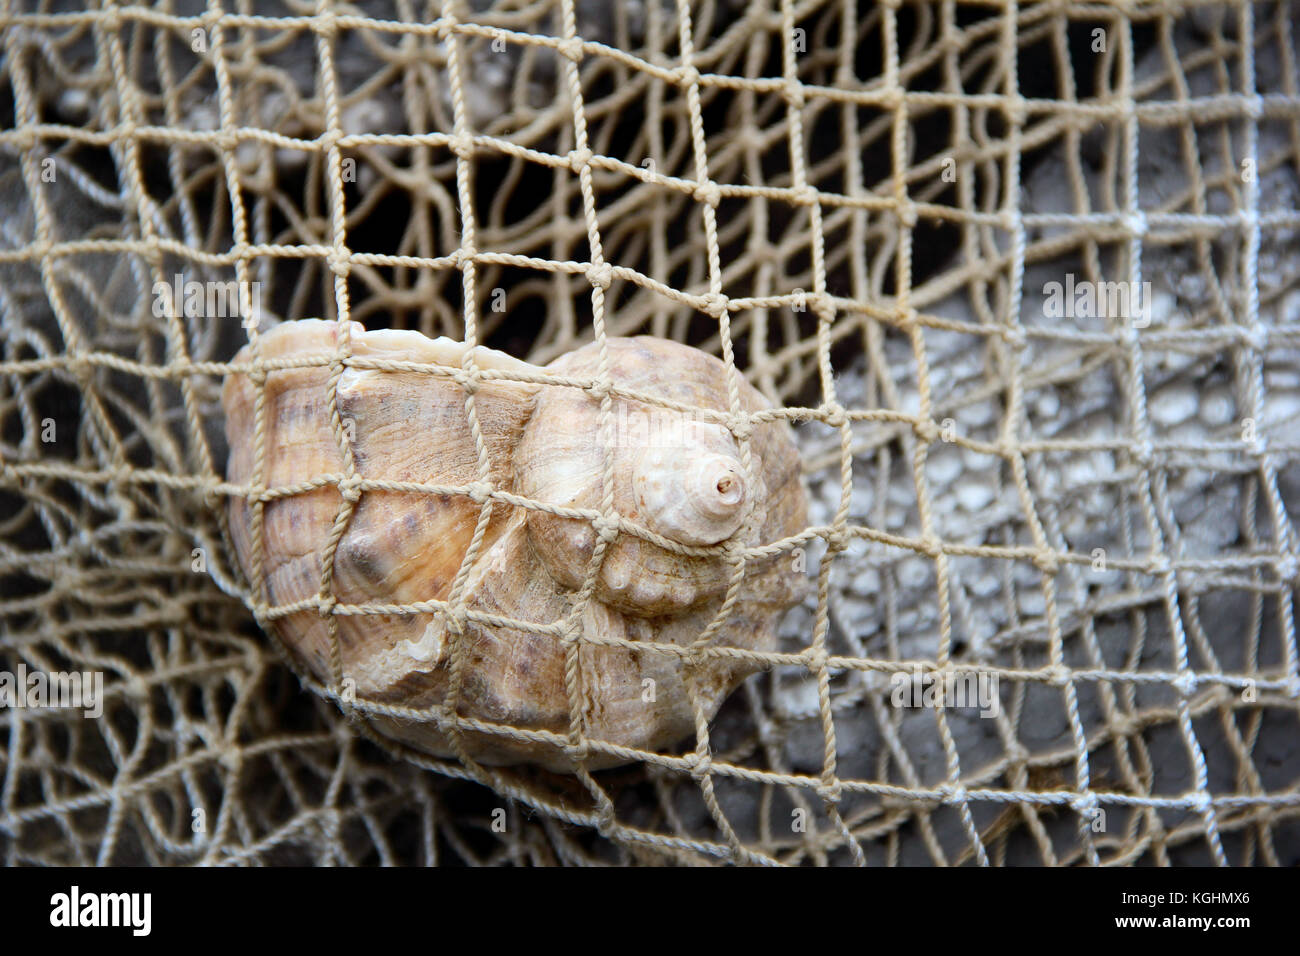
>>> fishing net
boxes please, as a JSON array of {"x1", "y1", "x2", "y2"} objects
[{"x1": 1, "y1": 0, "x2": 1298, "y2": 866}]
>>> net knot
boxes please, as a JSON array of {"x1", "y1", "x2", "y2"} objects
[
  {"x1": 1109, "y1": 714, "x2": 1137, "y2": 737},
  {"x1": 26, "y1": 238, "x2": 53, "y2": 262},
  {"x1": 699, "y1": 291, "x2": 728, "y2": 318},
  {"x1": 125, "y1": 675, "x2": 148, "y2": 701},
  {"x1": 1043, "y1": 664, "x2": 1070, "y2": 687},
  {"x1": 451, "y1": 366, "x2": 480, "y2": 393},
  {"x1": 1173, "y1": 671, "x2": 1198, "y2": 697},
  {"x1": 738, "y1": 127, "x2": 765, "y2": 151},
  {"x1": 215, "y1": 130, "x2": 240, "y2": 154},
  {"x1": 803, "y1": 646, "x2": 829, "y2": 673},
  {"x1": 592, "y1": 515, "x2": 620, "y2": 544},
  {"x1": 1069, "y1": 793, "x2": 1100, "y2": 816},
  {"x1": 245, "y1": 360, "x2": 268, "y2": 387},
  {"x1": 317, "y1": 126, "x2": 345, "y2": 155},
  {"x1": 693, "y1": 180, "x2": 722, "y2": 207},
  {"x1": 1185, "y1": 791, "x2": 1212, "y2": 815},
  {"x1": 565, "y1": 739, "x2": 591, "y2": 763},
  {"x1": 337, "y1": 475, "x2": 363, "y2": 502},
  {"x1": 218, "y1": 748, "x2": 243, "y2": 774},
  {"x1": 727, "y1": 416, "x2": 753, "y2": 442},
  {"x1": 936, "y1": 784, "x2": 967, "y2": 806},
  {"x1": 1124, "y1": 211, "x2": 1147, "y2": 238},
  {"x1": 672, "y1": 64, "x2": 700, "y2": 87},
  {"x1": 317, "y1": 594, "x2": 338, "y2": 617},
  {"x1": 466, "y1": 481, "x2": 494, "y2": 505},
  {"x1": 568, "y1": 147, "x2": 592, "y2": 171},
  {"x1": 444, "y1": 607, "x2": 469, "y2": 636},
  {"x1": 327, "y1": 247, "x2": 351, "y2": 277},
  {"x1": 1005, "y1": 743, "x2": 1030, "y2": 764},
  {"x1": 1006, "y1": 95, "x2": 1028, "y2": 127},
  {"x1": 313, "y1": 7, "x2": 339, "y2": 37},
  {"x1": 1147, "y1": 553, "x2": 1171, "y2": 577},
  {"x1": 914, "y1": 418, "x2": 940, "y2": 443},
  {"x1": 449, "y1": 133, "x2": 475, "y2": 160},
  {"x1": 10, "y1": 128, "x2": 39, "y2": 153},
  {"x1": 559, "y1": 37, "x2": 584, "y2": 63},
  {"x1": 819, "y1": 405, "x2": 847, "y2": 428},
  {"x1": 1276, "y1": 554, "x2": 1299, "y2": 583},
  {"x1": 587, "y1": 261, "x2": 613, "y2": 290},
  {"x1": 825, "y1": 529, "x2": 849, "y2": 553},
  {"x1": 686, "y1": 751, "x2": 713, "y2": 777},
  {"x1": 994, "y1": 437, "x2": 1020, "y2": 459},
  {"x1": 791, "y1": 184, "x2": 818, "y2": 206},
  {"x1": 804, "y1": 283, "x2": 837, "y2": 314},
  {"x1": 1032, "y1": 549, "x2": 1059, "y2": 574}
]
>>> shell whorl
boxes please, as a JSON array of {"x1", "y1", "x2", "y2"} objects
[
  {"x1": 514, "y1": 339, "x2": 790, "y2": 617},
  {"x1": 632, "y1": 429, "x2": 749, "y2": 546}
]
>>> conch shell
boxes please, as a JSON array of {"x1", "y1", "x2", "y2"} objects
[{"x1": 222, "y1": 320, "x2": 807, "y2": 771}]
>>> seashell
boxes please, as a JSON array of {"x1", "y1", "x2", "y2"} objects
[{"x1": 222, "y1": 319, "x2": 807, "y2": 771}]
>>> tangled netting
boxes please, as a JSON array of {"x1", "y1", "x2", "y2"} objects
[{"x1": 2, "y1": 0, "x2": 1299, "y2": 866}]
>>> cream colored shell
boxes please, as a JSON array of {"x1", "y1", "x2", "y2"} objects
[{"x1": 222, "y1": 320, "x2": 807, "y2": 771}]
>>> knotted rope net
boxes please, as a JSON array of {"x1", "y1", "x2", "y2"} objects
[{"x1": 1, "y1": 0, "x2": 1298, "y2": 865}]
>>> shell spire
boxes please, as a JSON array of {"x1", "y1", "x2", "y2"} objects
[{"x1": 632, "y1": 430, "x2": 750, "y2": 546}]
